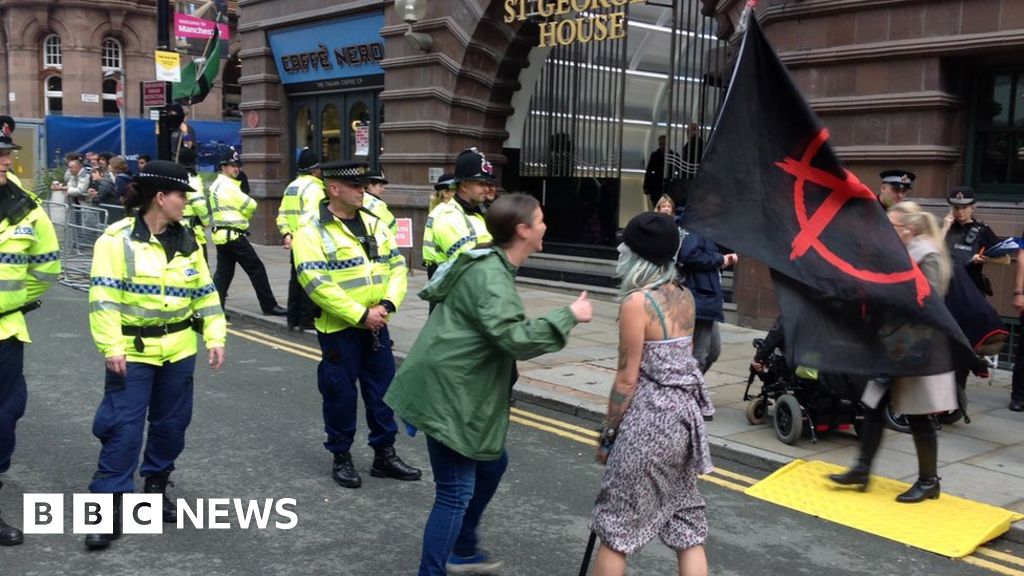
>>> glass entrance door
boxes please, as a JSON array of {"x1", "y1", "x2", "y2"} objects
[{"x1": 289, "y1": 91, "x2": 380, "y2": 176}]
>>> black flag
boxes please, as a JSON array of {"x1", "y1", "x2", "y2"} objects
[{"x1": 684, "y1": 14, "x2": 972, "y2": 377}]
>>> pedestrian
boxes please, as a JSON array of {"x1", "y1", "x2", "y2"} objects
[
  {"x1": 1011, "y1": 239, "x2": 1024, "y2": 413},
  {"x1": 136, "y1": 154, "x2": 151, "y2": 173},
  {"x1": 0, "y1": 134, "x2": 61, "y2": 546},
  {"x1": 292, "y1": 160, "x2": 420, "y2": 489},
  {"x1": 654, "y1": 193, "x2": 674, "y2": 215},
  {"x1": 364, "y1": 169, "x2": 397, "y2": 234},
  {"x1": 422, "y1": 148, "x2": 495, "y2": 278},
  {"x1": 642, "y1": 135, "x2": 671, "y2": 209},
  {"x1": 84, "y1": 160, "x2": 226, "y2": 549},
  {"x1": 276, "y1": 148, "x2": 323, "y2": 331},
  {"x1": 386, "y1": 193, "x2": 592, "y2": 576},
  {"x1": 208, "y1": 150, "x2": 286, "y2": 316},
  {"x1": 675, "y1": 206, "x2": 737, "y2": 374},
  {"x1": 877, "y1": 169, "x2": 914, "y2": 209},
  {"x1": 590, "y1": 212, "x2": 713, "y2": 576},
  {"x1": 89, "y1": 166, "x2": 117, "y2": 207},
  {"x1": 829, "y1": 201, "x2": 957, "y2": 503}
]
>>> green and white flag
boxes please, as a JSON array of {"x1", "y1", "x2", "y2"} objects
[{"x1": 172, "y1": 22, "x2": 221, "y2": 105}]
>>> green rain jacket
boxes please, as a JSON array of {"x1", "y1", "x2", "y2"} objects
[{"x1": 385, "y1": 247, "x2": 578, "y2": 460}]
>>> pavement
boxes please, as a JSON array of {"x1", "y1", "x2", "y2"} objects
[{"x1": 221, "y1": 241, "x2": 1024, "y2": 533}]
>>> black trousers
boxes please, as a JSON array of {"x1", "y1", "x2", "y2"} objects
[
  {"x1": 287, "y1": 251, "x2": 316, "y2": 327},
  {"x1": 1013, "y1": 313, "x2": 1024, "y2": 403},
  {"x1": 213, "y1": 235, "x2": 279, "y2": 313}
]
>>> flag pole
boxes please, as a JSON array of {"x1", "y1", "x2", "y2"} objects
[{"x1": 175, "y1": 9, "x2": 221, "y2": 161}]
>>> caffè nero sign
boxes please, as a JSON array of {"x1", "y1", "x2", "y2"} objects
[{"x1": 503, "y1": 0, "x2": 645, "y2": 47}]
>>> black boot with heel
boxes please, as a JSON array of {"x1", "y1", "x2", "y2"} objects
[
  {"x1": 829, "y1": 405, "x2": 884, "y2": 491},
  {"x1": 896, "y1": 423, "x2": 940, "y2": 503}
]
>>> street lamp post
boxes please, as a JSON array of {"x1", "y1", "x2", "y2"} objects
[{"x1": 104, "y1": 68, "x2": 127, "y2": 157}]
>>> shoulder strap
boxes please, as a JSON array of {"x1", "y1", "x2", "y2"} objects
[{"x1": 642, "y1": 291, "x2": 670, "y2": 340}]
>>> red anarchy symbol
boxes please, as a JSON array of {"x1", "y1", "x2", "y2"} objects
[{"x1": 774, "y1": 128, "x2": 931, "y2": 305}]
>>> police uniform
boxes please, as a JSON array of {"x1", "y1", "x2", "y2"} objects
[
  {"x1": 208, "y1": 152, "x2": 285, "y2": 315},
  {"x1": 0, "y1": 135, "x2": 59, "y2": 546},
  {"x1": 86, "y1": 161, "x2": 226, "y2": 549},
  {"x1": 364, "y1": 170, "x2": 397, "y2": 235},
  {"x1": 422, "y1": 172, "x2": 454, "y2": 273},
  {"x1": 177, "y1": 148, "x2": 210, "y2": 258},
  {"x1": 423, "y1": 149, "x2": 495, "y2": 277},
  {"x1": 276, "y1": 148, "x2": 323, "y2": 330},
  {"x1": 291, "y1": 160, "x2": 420, "y2": 488},
  {"x1": 878, "y1": 169, "x2": 915, "y2": 208},
  {"x1": 944, "y1": 186, "x2": 998, "y2": 296}
]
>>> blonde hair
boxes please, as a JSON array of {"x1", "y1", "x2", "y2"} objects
[
  {"x1": 428, "y1": 187, "x2": 454, "y2": 212},
  {"x1": 654, "y1": 194, "x2": 675, "y2": 214},
  {"x1": 616, "y1": 243, "x2": 677, "y2": 299},
  {"x1": 888, "y1": 201, "x2": 950, "y2": 285}
]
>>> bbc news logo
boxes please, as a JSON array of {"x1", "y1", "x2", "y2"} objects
[{"x1": 24, "y1": 495, "x2": 298, "y2": 534}]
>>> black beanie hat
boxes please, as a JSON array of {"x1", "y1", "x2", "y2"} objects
[{"x1": 622, "y1": 212, "x2": 678, "y2": 266}]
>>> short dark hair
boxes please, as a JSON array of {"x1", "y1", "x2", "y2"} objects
[
  {"x1": 137, "y1": 154, "x2": 152, "y2": 162},
  {"x1": 485, "y1": 193, "x2": 539, "y2": 247},
  {"x1": 99, "y1": 152, "x2": 113, "y2": 162}
]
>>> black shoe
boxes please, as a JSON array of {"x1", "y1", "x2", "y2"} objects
[
  {"x1": 828, "y1": 464, "x2": 870, "y2": 491},
  {"x1": 264, "y1": 306, "x2": 288, "y2": 316},
  {"x1": 896, "y1": 477, "x2": 940, "y2": 503},
  {"x1": 0, "y1": 512, "x2": 23, "y2": 546},
  {"x1": 332, "y1": 452, "x2": 362, "y2": 489},
  {"x1": 143, "y1": 472, "x2": 177, "y2": 523},
  {"x1": 371, "y1": 446, "x2": 422, "y2": 481},
  {"x1": 84, "y1": 494, "x2": 123, "y2": 550},
  {"x1": 1010, "y1": 400, "x2": 1024, "y2": 412}
]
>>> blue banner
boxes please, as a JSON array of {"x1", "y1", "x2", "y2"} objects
[
  {"x1": 44, "y1": 116, "x2": 241, "y2": 173},
  {"x1": 267, "y1": 12, "x2": 385, "y2": 93}
]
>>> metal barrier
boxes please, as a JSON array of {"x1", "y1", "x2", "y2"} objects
[{"x1": 41, "y1": 200, "x2": 116, "y2": 291}]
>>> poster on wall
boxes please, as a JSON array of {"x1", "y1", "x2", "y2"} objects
[{"x1": 355, "y1": 123, "x2": 370, "y2": 156}]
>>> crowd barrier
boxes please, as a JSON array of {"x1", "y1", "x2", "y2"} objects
[{"x1": 41, "y1": 201, "x2": 123, "y2": 291}]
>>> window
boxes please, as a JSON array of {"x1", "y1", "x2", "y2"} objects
[
  {"x1": 102, "y1": 78, "x2": 119, "y2": 117},
  {"x1": 43, "y1": 34, "x2": 62, "y2": 69},
  {"x1": 972, "y1": 68, "x2": 1024, "y2": 198},
  {"x1": 101, "y1": 37, "x2": 122, "y2": 72},
  {"x1": 44, "y1": 76, "x2": 63, "y2": 116}
]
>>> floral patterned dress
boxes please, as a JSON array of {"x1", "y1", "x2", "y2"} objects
[{"x1": 590, "y1": 335, "x2": 715, "y2": 555}]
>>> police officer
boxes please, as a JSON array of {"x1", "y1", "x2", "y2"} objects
[
  {"x1": 943, "y1": 186, "x2": 999, "y2": 296},
  {"x1": 292, "y1": 160, "x2": 420, "y2": 489},
  {"x1": 422, "y1": 173, "x2": 455, "y2": 279},
  {"x1": 422, "y1": 148, "x2": 495, "y2": 277},
  {"x1": 276, "y1": 148, "x2": 324, "y2": 331},
  {"x1": 85, "y1": 160, "x2": 227, "y2": 549},
  {"x1": 364, "y1": 169, "x2": 397, "y2": 234},
  {"x1": 177, "y1": 147, "x2": 211, "y2": 261},
  {"x1": 878, "y1": 169, "x2": 915, "y2": 209},
  {"x1": 0, "y1": 134, "x2": 60, "y2": 546},
  {"x1": 209, "y1": 150, "x2": 286, "y2": 315},
  {"x1": 0, "y1": 116, "x2": 24, "y2": 194}
]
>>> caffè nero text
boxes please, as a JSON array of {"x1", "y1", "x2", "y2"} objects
[{"x1": 503, "y1": 0, "x2": 645, "y2": 47}]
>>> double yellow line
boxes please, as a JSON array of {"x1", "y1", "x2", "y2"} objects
[{"x1": 963, "y1": 548, "x2": 1024, "y2": 575}]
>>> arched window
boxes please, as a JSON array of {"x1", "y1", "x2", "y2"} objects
[
  {"x1": 102, "y1": 78, "x2": 119, "y2": 117},
  {"x1": 43, "y1": 34, "x2": 62, "y2": 69},
  {"x1": 101, "y1": 37, "x2": 122, "y2": 72},
  {"x1": 44, "y1": 76, "x2": 63, "y2": 115}
]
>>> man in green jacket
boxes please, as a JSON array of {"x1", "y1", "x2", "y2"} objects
[{"x1": 386, "y1": 193, "x2": 592, "y2": 576}]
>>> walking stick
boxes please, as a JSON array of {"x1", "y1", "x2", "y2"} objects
[{"x1": 578, "y1": 531, "x2": 598, "y2": 576}]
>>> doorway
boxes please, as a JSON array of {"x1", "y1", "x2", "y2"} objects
[{"x1": 289, "y1": 90, "x2": 379, "y2": 176}]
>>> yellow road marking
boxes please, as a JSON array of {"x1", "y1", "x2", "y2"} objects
[
  {"x1": 698, "y1": 474, "x2": 748, "y2": 493},
  {"x1": 228, "y1": 328, "x2": 321, "y2": 361},
  {"x1": 711, "y1": 467, "x2": 757, "y2": 486},
  {"x1": 509, "y1": 415, "x2": 598, "y2": 446},
  {"x1": 511, "y1": 407, "x2": 601, "y2": 438},
  {"x1": 236, "y1": 328, "x2": 322, "y2": 355},
  {"x1": 961, "y1": 555, "x2": 1024, "y2": 576},
  {"x1": 977, "y1": 548, "x2": 1024, "y2": 568}
]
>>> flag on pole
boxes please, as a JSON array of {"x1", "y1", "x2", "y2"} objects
[
  {"x1": 172, "y1": 20, "x2": 221, "y2": 105},
  {"x1": 683, "y1": 13, "x2": 973, "y2": 377}
]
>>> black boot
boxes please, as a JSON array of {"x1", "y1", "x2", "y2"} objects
[
  {"x1": 370, "y1": 446, "x2": 422, "y2": 481},
  {"x1": 896, "y1": 428, "x2": 940, "y2": 503},
  {"x1": 332, "y1": 452, "x2": 362, "y2": 489},
  {"x1": 0, "y1": 481, "x2": 23, "y2": 546},
  {"x1": 84, "y1": 493, "x2": 123, "y2": 550},
  {"x1": 829, "y1": 407, "x2": 884, "y2": 491},
  {"x1": 143, "y1": 472, "x2": 177, "y2": 523}
]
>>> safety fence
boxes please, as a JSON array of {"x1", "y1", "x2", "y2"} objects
[{"x1": 41, "y1": 201, "x2": 125, "y2": 292}]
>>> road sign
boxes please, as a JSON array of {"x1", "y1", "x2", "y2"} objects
[
  {"x1": 155, "y1": 50, "x2": 181, "y2": 82},
  {"x1": 395, "y1": 218, "x2": 414, "y2": 249},
  {"x1": 142, "y1": 81, "x2": 169, "y2": 108}
]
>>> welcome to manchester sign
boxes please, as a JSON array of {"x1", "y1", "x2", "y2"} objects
[{"x1": 503, "y1": 0, "x2": 645, "y2": 47}]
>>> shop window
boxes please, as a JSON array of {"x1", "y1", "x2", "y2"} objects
[
  {"x1": 102, "y1": 78, "x2": 119, "y2": 117},
  {"x1": 321, "y1": 104, "x2": 341, "y2": 162},
  {"x1": 296, "y1": 106, "x2": 314, "y2": 157},
  {"x1": 101, "y1": 37, "x2": 122, "y2": 72},
  {"x1": 972, "y1": 69, "x2": 1024, "y2": 199},
  {"x1": 44, "y1": 76, "x2": 63, "y2": 116},
  {"x1": 43, "y1": 34, "x2": 62, "y2": 69}
]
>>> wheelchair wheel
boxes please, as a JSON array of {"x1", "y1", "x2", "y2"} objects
[
  {"x1": 937, "y1": 383, "x2": 968, "y2": 425},
  {"x1": 773, "y1": 394, "x2": 803, "y2": 445},
  {"x1": 746, "y1": 397, "x2": 767, "y2": 425},
  {"x1": 883, "y1": 403, "x2": 911, "y2": 433}
]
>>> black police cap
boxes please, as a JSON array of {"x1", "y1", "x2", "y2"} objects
[
  {"x1": 0, "y1": 135, "x2": 21, "y2": 151},
  {"x1": 879, "y1": 169, "x2": 916, "y2": 189},
  {"x1": 453, "y1": 147, "x2": 495, "y2": 184},
  {"x1": 219, "y1": 147, "x2": 241, "y2": 167},
  {"x1": 366, "y1": 170, "x2": 388, "y2": 185},
  {"x1": 433, "y1": 172, "x2": 455, "y2": 191},
  {"x1": 296, "y1": 147, "x2": 319, "y2": 172},
  {"x1": 321, "y1": 160, "x2": 369, "y2": 183},
  {"x1": 947, "y1": 186, "x2": 975, "y2": 206},
  {"x1": 135, "y1": 160, "x2": 195, "y2": 192}
]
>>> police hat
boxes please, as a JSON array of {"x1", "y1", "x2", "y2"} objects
[
  {"x1": 0, "y1": 135, "x2": 21, "y2": 151},
  {"x1": 366, "y1": 170, "x2": 388, "y2": 185},
  {"x1": 453, "y1": 148, "x2": 495, "y2": 184},
  {"x1": 947, "y1": 186, "x2": 976, "y2": 206},
  {"x1": 219, "y1": 147, "x2": 241, "y2": 167},
  {"x1": 320, "y1": 160, "x2": 369, "y2": 184},
  {"x1": 879, "y1": 169, "x2": 915, "y2": 189},
  {"x1": 433, "y1": 172, "x2": 455, "y2": 191},
  {"x1": 135, "y1": 160, "x2": 195, "y2": 192},
  {"x1": 296, "y1": 147, "x2": 319, "y2": 172},
  {"x1": 0, "y1": 115, "x2": 14, "y2": 132}
]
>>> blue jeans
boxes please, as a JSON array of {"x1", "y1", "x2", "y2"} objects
[
  {"x1": 418, "y1": 436, "x2": 508, "y2": 576},
  {"x1": 0, "y1": 338, "x2": 27, "y2": 475},
  {"x1": 89, "y1": 356, "x2": 196, "y2": 493}
]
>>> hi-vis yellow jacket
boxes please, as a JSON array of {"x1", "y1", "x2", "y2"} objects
[
  {"x1": 182, "y1": 173, "x2": 209, "y2": 245},
  {"x1": 89, "y1": 217, "x2": 226, "y2": 365},
  {"x1": 276, "y1": 174, "x2": 324, "y2": 237},
  {"x1": 208, "y1": 173, "x2": 255, "y2": 245},
  {"x1": 292, "y1": 202, "x2": 407, "y2": 334},
  {"x1": 0, "y1": 189, "x2": 60, "y2": 343},
  {"x1": 422, "y1": 197, "x2": 491, "y2": 266},
  {"x1": 363, "y1": 192, "x2": 397, "y2": 235}
]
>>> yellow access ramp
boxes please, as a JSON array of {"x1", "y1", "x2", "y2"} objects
[{"x1": 745, "y1": 459, "x2": 1024, "y2": 558}]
